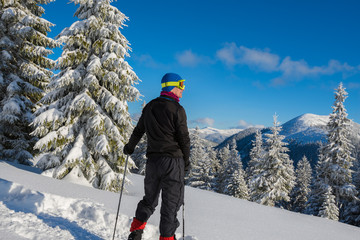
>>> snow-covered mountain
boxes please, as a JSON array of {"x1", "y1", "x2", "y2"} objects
[
  {"x1": 218, "y1": 113, "x2": 360, "y2": 167},
  {"x1": 280, "y1": 113, "x2": 329, "y2": 143},
  {"x1": 280, "y1": 113, "x2": 360, "y2": 147},
  {"x1": 189, "y1": 127, "x2": 243, "y2": 144},
  {"x1": 1, "y1": 160, "x2": 360, "y2": 240}
]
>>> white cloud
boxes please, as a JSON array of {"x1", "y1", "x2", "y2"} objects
[
  {"x1": 216, "y1": 43, "x2": 280, "y2": 72},
  {"x1": 237, "y1": 119, "x2": 264, "y2": 129},
  {"x1": 216, "y1": 44, "x2": 237, "y2": 66},
  {"x1": 279, "y1": 57, "x2": 314, "y2": 78},
  {"x1": 278, "y1": 58, "x2": 356, "y2": 79},
  {"x1": 324, "y1": 59, "x2": 355, "y2": 74},
  {"x1": 216, "y1": 43, "x2": 359, "y2": 85},
  {"x1": 190, "y1": 117, "x2": 215, "y2": 127},
  {"x1": 175, "y1": 50, "x2": 214, "y2": 67},
  {"x1": 238, "y1": 120, "x2": 250, "y2": 128}
]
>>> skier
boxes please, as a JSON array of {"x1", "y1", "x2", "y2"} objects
[{"x1": 123, "y1": 73, "x2": 191, "y2": 240}]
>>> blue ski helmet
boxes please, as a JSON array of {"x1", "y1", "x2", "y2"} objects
[{"x1": 161, "y1": 73, "x2": 184, "y2": 92}]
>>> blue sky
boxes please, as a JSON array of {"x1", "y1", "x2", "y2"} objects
[{"x1": 43, "y1": 0, "x2": 360, "y2": 129}]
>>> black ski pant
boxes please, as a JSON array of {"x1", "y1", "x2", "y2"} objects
[{"x1": 135, "y1": 156, "x2": 184, "y2": 237}]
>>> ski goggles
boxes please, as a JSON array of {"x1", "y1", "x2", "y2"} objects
[{"x1": 161, "y1": 79, "x2": 185, "y2": 90}]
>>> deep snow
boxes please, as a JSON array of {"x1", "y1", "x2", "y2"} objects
[{"x1": 1, "y1": 160, "x2": 360, "y2": 240}]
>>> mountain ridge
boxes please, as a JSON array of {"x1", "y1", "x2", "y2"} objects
[
  {"x1": 214, "y1": 113, "x2": 360, "y2": 168},
  {"x1": 189, "y1": 127, "x2": 243, "y2": 144}
]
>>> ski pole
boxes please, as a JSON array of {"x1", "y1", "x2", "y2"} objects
[
  {"x1": 112, "y1": 155, "x2": 130, "y2": 240},
  {"x1": 182, "y1": 185, "x2": 185, "y2": 240},
  {"x1": 182, "y1": 202, "x2": 185, "y2": 240}
]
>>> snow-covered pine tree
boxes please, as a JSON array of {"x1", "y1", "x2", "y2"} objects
[
  {"x1": 31, "y1": 0, "x2": 140, "y2": 191},
  {"x1": 207, "y1": 146, "x2": 220, "y2": 191},
  {"x1": 250, "y1": 114, "x2": 295, "y2": 207},
  {"x1": 130, "y1": 101, "x2": 147, "y2": 175},
  {"x1": 290, "y1": 155, "x2": 312, "y2": 213},
  {"x1": 130, "y1": 135, "x2": 147, "y2": 175},
  {"x1": 343, "y1": 157, "x2": 360, "y2": 226},
  {"x1": 246, "y1": 129, "x2": 265, "y2": 185},
  {"x1": 131, "y1": 134, "x2": 147, "y2": 175},
  {"x1": 318, "y1": 186, "x2": 339, "y2": 221},
  {"x1": 0, "y1": 0, "x2": 57, "y2": 164},
  {"x1": 189, "y1": 157, "x2": 213, "y2": 190},
  {"x1": 186, "y1": 126, "x2": 200, "y2": 184},
  {"x1": 216, "y1": 143, "x2": 231, "y2": 193},
  {"x1": 317, "y1": 83, "x2": 357, "y2": 219},
  {"x1": 353, "y1": 156, "x2": 360, "y2": 192},
  {"x1": 305, "y1": 145, "x2": 329, "y2": 216},
  {"x1": 186, "y1": 127, "x2": 212, "y2": 190},
  {"x1": 223, "y1": 139, "x2": 249, "y2": 199}
]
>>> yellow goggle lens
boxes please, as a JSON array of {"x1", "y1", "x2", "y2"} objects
[{"x1": 178, "y1": 80, "x2": 185, "y2": 90}]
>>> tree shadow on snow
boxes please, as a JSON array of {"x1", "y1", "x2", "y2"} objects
[
  {"x1": 37, "y1": 213, "x2": 103, "y2": 240},
  {"x1": 0, "y1": 160, "x2": 43, "y2": 174}
]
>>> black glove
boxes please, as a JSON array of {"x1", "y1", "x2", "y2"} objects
[{"x1": 123, "y1": 144, "x2": 134, "y2": 155}]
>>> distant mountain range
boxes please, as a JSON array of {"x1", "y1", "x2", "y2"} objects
[
  {"x1": 189, "y1": 127, "x2": 243, "y2": 144},
  {"x1": 213, "y1": 113, "x2": 360, "y2": 168}
]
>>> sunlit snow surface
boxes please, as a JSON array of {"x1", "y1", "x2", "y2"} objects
[{"x1": 1, "y1": 161, "x2": 359, "y2": 240}]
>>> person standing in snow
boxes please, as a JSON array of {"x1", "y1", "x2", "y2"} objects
[{"x1": 123, "y1": 73, "x2": 191, "y2": 240}]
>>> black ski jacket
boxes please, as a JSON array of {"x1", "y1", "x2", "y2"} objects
[{"x1": 126, "y1": 95, "x2": 190, "y2": 169}]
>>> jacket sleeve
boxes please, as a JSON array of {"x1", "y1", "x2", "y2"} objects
[
  {"x1": 175, "y1": 106, "x2": 190, "y2": 166},
  {"x1": 126, "y1": 110, "x2": 146, "y2": 152}
]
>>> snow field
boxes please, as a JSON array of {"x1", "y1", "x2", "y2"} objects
[
  {"x1": 0, "y1": 178, "x2": 171, "y2": 240},
  {"x1": 0, "y1": 161, "x2": 359, "y2": 240},
  {"x1": 0, "y1": 163, "x2": 196, "y2": 240}
]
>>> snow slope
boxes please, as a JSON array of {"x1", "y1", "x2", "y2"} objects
[{"x1": 1, "y1": 160, "x2": 360, "y2": 240}]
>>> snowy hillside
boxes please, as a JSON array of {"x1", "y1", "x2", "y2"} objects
[
  {"x1": 190, "y1": 127, "x2": 243, "y2": 144},
  {"x1": 1, "y1": 160, "x2": 360, "y2": 240}
]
